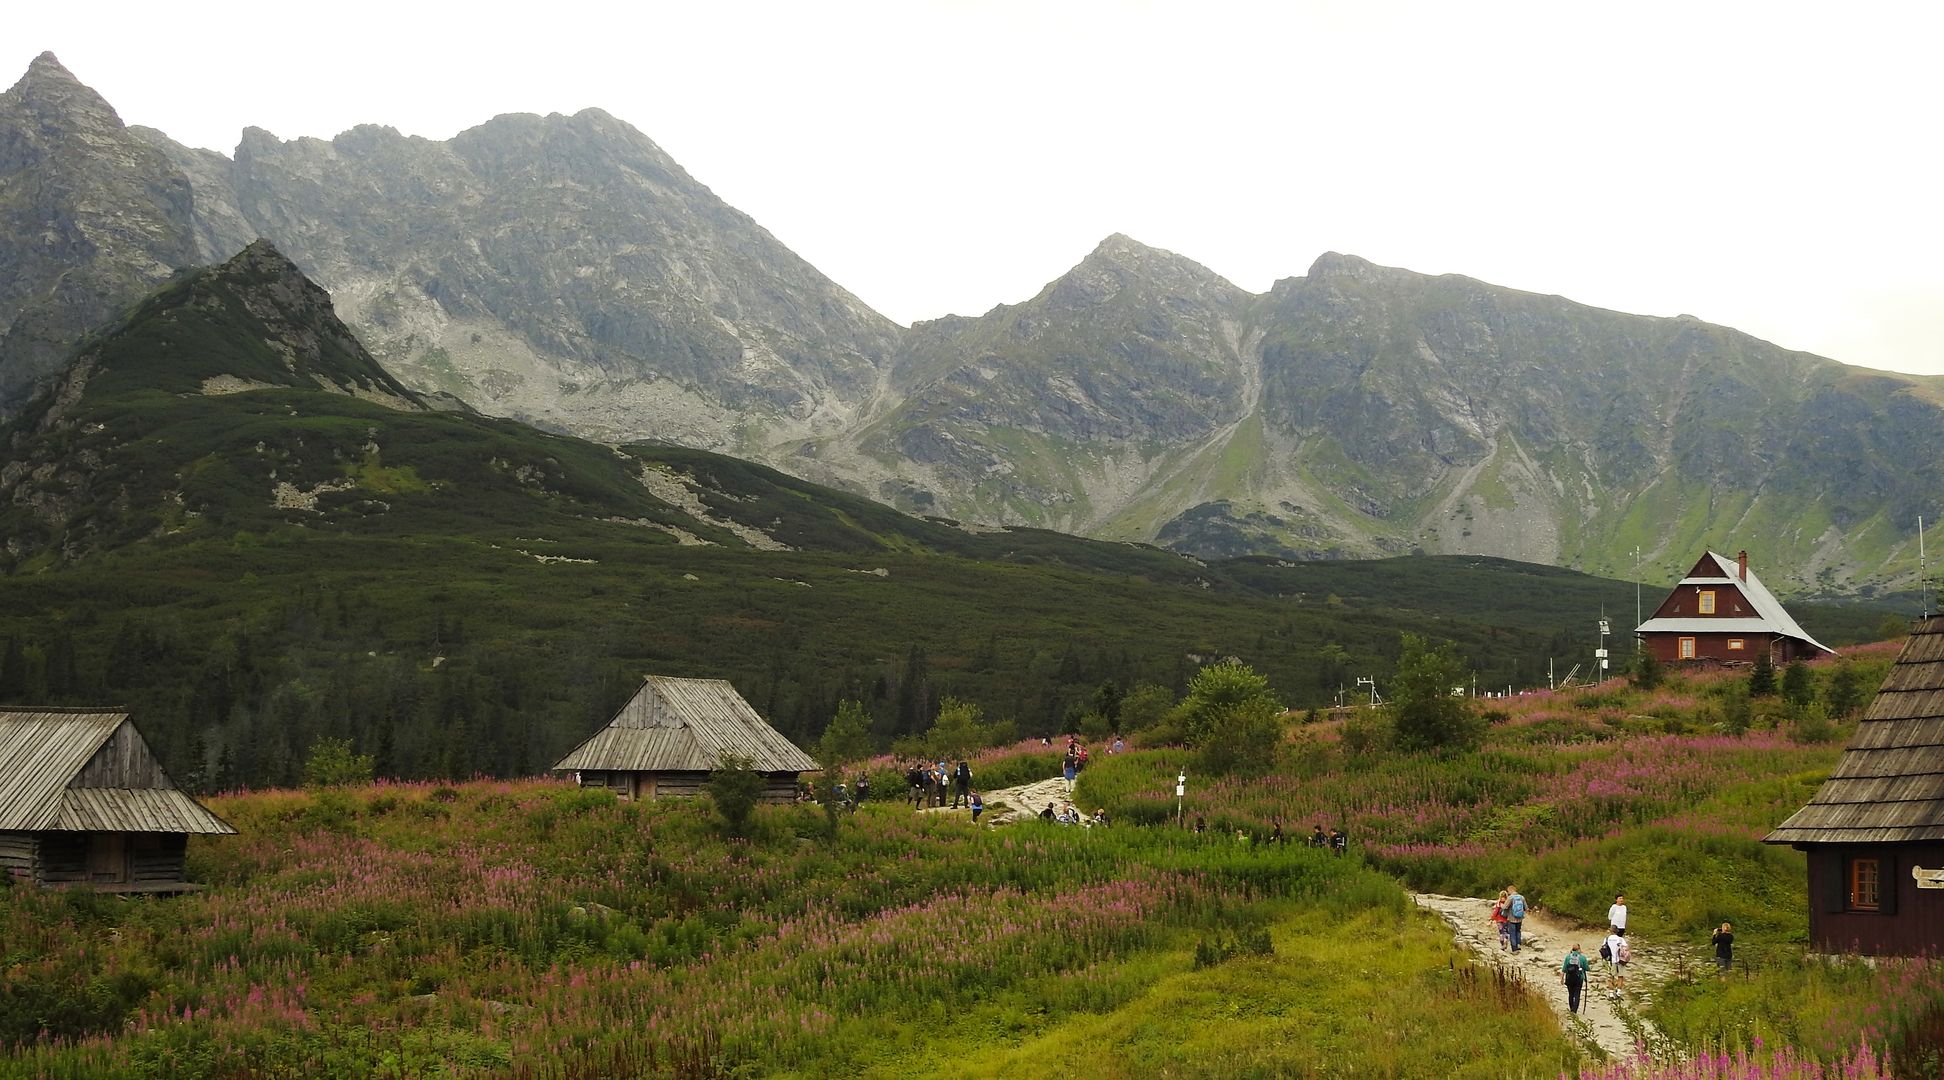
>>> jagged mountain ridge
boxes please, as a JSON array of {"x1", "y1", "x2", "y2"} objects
[
  {"x1": 857, "y1": 240, "x2": 1942, "y2": 593},
  {"x1": 1, "y1": 54, "x2": 1939, "y2": 594},
  {"x1": 0, "y1": 53, "x2": 199, "y2": 407}
]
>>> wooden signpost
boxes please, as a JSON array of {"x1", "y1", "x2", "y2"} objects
[{"x1": 1912, "y1": 866, "x2": 1944, "y2": 889}]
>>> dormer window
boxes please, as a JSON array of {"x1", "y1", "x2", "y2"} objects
[{"x1": 1698, "y1": 590, "x2": 1716, "y2": 614}]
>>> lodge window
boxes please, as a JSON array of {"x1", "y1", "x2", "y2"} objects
[
  {"x1": 1678, "y1": 637, "x2": 1696, "y2": 659},
  {"x1": 1698, "y1": 590, "x2": 1716, "y2": 614},
  {"x1": 1727, "y1": 639, "x2": 1745, "y2": 651},
  {"x1": 1850, "y1": 857, "x2": 1881, "y2": 911}
]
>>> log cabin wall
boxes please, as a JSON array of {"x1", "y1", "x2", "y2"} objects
[
  {"x1": 0, "y1": 832, "x2": 34, "y2": 882},
  {"x1": 1806, "y1": 843, "x2": 1944, "y2": 957}
]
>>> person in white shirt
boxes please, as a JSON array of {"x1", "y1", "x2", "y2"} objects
[
  {"x1": 1604, "y1": 928, "x2": 1630, "y2": 997},
  {"x1": 1607, "y1": 894, "x2": 1628, "y2": 932}
]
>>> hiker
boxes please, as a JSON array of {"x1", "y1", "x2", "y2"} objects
[
  {"x1": 854, "y1": 775, "x2": 870, "y2": 805},
  {"x1": 1110, "y1": 734, "x2": 1125, "y2": 754},
  {"x1": 952, "y1": 760, "x2": 971, "y2": 808},
  {"x1": 1711, "y1": 922, "x2": 1733, "y2": 972},
  {"x1": 1309, "y1": 824, "x2": 1326, "y2": 848},
  {"x1": 1039, "y1": 804, "x2": 1056, "y2": 822},
  {"x1": 1505, "y1": 885, "x2": 1527, "y2": 953},
  {"x1": 1603, "y1": 927, "x2": 1629, "y2": 996},
  {"x1": 1076, "y1": 744, "x2": 1090, "y2": 771},
  {"x1": 969, "y1": 790, "x2": 984, "y2": 823},
  {"x1": 1269, "y1": 822, "x2": 1284, "y2": 845},
  {"x1": 906, "y1": 763, "x2": 926, "y2": 809},
  {"x1": 1235, "y1": 828, "x2": 1251, "y2": 845},
  {"x1": 1062, "y1": 750, "x2": 1078, "y2": 789},
  {"x1": 1093, "y1": 807, "x2": 1109, "y2": 828},
  {"x1": 1607, "y1": 894, "x2": 1628, "y2": 933},
  {"x1": 1329, "y1": 828, "x2": 1346, "y2": 856},
  {"x1": 934, "y1": 761, "x2": 950, "y2": 807},
  {"x1": 1561, "y1": 945, "x2": 1590, "y2": 1015},
  {"x1": 1491, "y1": 890, "x2": 1511, "y2": 951},
  {"x1": 1194, "y1": 815, "x2": 1207, "y2": 834},
  {"x1": 1058, "y1": 803, "x2": 1080, "y2": 825}
]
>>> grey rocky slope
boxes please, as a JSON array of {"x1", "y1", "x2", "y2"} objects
[
  {"x1": 831, "y1": 240, "x2": 1942, "y2": 594},
  {"x1": 2, "y1": 54, "x2": 1939, "y2": 594},
  {"x1": 0, "y1": 53, "x2": 199, "y2": 406}
]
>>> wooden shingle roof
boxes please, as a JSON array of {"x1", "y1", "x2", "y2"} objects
[
  {"x1": 0, "y1": 707, "x2": 234, "y2": 834},
  {"x1": 551, "y1": 676, "x2": 820, "y2": 775},
  {"x1": 1766, "y1": 617, "x2": 1944, "y2": 845}
]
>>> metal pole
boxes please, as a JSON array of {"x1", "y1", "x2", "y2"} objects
[{"x1": 1633, "y1": 546, "x2": 1642, "y2": 656}]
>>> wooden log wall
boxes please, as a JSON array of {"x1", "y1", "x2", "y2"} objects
[
  {"x1": 37, "y1": 833, "x2": 87, "y2": 885},
  {"x1": 0, "y1": 832, "x2": 34, "y2": 883}
]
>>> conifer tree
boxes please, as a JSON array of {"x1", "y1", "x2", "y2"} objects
[
  {"x1": 1780, "y1": 660, "x2": 1815, "y2": 709},
  {"x1": 1748, "y1": 652, "x2": 1777, "y2": 697}
]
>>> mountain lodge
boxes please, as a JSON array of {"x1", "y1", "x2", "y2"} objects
[
  {"x1": 552, "y1": 676, "x2": 819, "y2": 802},
  {"x1": 1635, "y1": 550, "x2": 1833, "y2": 665},
  {"x1": 1765, "y1": 616, "x2": 1944, "y2": 956},
  {"x1": 0, "y1": 707, "x2": 235, "y2": 891}
]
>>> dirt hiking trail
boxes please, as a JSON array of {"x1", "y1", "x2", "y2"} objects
[{"x1": 1414, "y1": 893, "x2": 1692, "y2": 1062}]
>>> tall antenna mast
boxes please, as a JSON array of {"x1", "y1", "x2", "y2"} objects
[{"x1": 1923, "y1": 515, "x2": 1930, "y2": 620}]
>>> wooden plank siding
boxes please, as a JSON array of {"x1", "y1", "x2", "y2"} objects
[
  {"x1": 1806, "y1": 843, "x2": 1944, "y2": 956},
  {"x1": 69, "y1": 721, "x2": 170, "y2": 789}
]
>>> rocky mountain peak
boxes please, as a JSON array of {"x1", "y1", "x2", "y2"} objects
[
  {"x1": 1049, "y1": 234, "x2": 1246, "y2": 312},
  {"x1": 1304, "y1": 251, "x2": 1405, "y2": 285},
  {"x1": 5, "y1": 51, "x2": 123, "y2": 130},
  {"x1": 0, "y1": 53, "x2": 199, "y2": 411}
]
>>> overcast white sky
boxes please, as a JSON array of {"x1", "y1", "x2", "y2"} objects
[{"x1": 10, "y1": 1, "x2": 1942, "y2": 375}]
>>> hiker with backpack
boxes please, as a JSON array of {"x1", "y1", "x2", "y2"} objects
[
  {"x1": 1561, "y1": 944, "x2": 1591, "y2": 1015},
  {"x1": 1505, "y1": 886, "x2": 1528, "y2": 953},
  {"x1": 951, "y1": 760, "x2": 972, "y2": 808},
  {"x1": 1490, "y1": 890, "x2": 1512, "y2": 951},
  {"x1": 1603, "y1": 927, "x2": 1630, "y2": 997}
]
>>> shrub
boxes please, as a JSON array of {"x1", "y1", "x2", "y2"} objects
[{"x1": 706, "y1": 753, "x2": 764, "y2": 837}]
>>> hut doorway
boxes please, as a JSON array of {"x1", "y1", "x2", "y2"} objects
[{"x1": 87, "y1": 834, "x2": 129, "y2": 884}]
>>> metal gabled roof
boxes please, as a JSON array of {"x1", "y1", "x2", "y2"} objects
[
  {"x1": 551, "y1": 676, "x2": 820, "y2": 775},
  {"x1": 56, "y1": 787, "x2": 234, "y2": 835},
  {"x1": 1766, "y1": 616, "x2": 1944, "y2": 845},
  {"x1": 1637, "y1": 551, "x2": 1832, "y2": 654},
  {"x1": 0, "y1": 708, "x2": 127, "y2": 831},
  {"x1": 0, "y1": 707, "x2": 235, "y2": 835}
]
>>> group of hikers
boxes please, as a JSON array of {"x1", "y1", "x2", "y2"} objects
[
  {"x1": 1491, "y1": 891, "x2": 1737, "y2": 1017},
  {"x1": 1189, "y1": 817, "x2": 1349, "y2": 852}
]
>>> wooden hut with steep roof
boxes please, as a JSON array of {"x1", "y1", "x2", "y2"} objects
[
  {"x1": 0, "y1": 707, "x2": 235, "y2": 891},
  {"x1": 551, "y1": 676, "x2": 820, "y2": 803},
  {"x1": 1636, "y1": 550, "x2": 1833, "y2": 666},
  {"x1": 1764, "y1": 616, "x2": 1944, "y2": 956}
]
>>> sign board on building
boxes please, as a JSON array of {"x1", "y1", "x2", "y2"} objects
[{"x1": 1913, "y1": 866, "x2": 1944, "y2": 889}]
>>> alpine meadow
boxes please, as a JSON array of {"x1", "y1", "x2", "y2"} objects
[{"x1": 3, "y1": 42, "x2": 1942, "y2": 1080}]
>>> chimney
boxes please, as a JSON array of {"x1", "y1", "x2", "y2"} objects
[{"x1": 1737, "y1": 550, "x2": 1748, "y2": 582}]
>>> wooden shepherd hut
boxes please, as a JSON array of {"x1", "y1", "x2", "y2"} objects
[
  {"x1": 0, "y1": 707, "x2": 235, "y2": 891},
  {"x1": 1636, "y1": 550, "x2": 1833, "y2": 665},
  {"x1": 1764, "y1": 616, "x2": 1944, "y2": 956},
  {"x1": 552, "y1": 676, "x2": 819, "y2": 803}
]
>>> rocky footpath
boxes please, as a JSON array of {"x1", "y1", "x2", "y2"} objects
[{"x1": 1413, "y1": 893, "x2": 1689, "y2": 1063}]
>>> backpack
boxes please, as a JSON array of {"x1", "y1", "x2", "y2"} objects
[
  {"x1": 1508, "y1": 894, "x2": 1526, "y2": 920},
  {"x1": 1616, "y1": 938, "x2": 1632, "y2": 964},
  {"x1": 1599, "y1": 942, "x2": 1612, "y2": 962}
]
